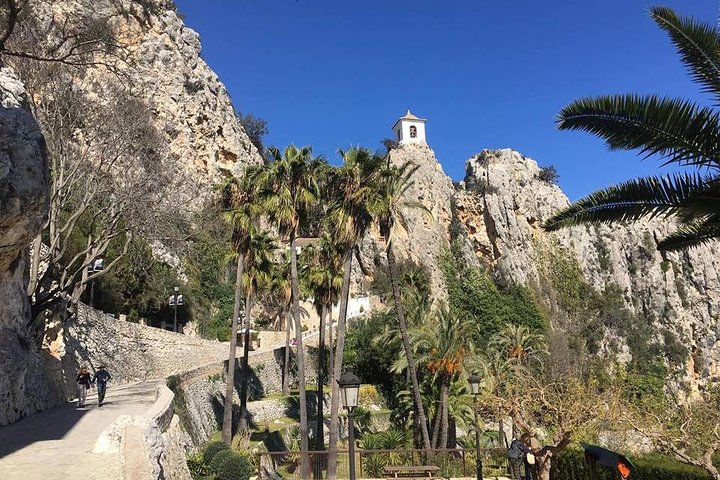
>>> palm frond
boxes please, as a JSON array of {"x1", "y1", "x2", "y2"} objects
[
  {"x1": 543, "y1": 173, "x2": 713, "y2": 230},
  {"x1": 650, "y1": 6, "x2": 720, "y2": 104},
  {"x1": 557, "y1": 94, "x2": 720, "y2": 168},
  {"x1": 657, "y1": 218, "x2": 720, "y2": 251}
]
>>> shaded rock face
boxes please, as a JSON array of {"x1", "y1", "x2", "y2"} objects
[
  {"x1": 0, "y1": 68, "x2": 55, "y2": 426},
  {"x1": 365, "y1": 145, "x2": 720, "y2": 389}
]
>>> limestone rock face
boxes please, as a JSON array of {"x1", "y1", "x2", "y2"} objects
[
  {"x1": 25, "y1": 0, "x2": 263, "y2": 200},
  {"x1": 363, "y1": 145, "x2": 719, "y2": 389},
  {"x1": 361, "y1": 143, "x2": 477, "y2": 298},
  {"x1": 0, "y1": 67, "x2": 54, "y2": 426},
  {"x1": 457, "y1": 149, "x2": 720, "y2": 389}
]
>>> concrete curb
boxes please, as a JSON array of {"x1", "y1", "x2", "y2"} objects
[{"x1": 119, "y1": 382, "x2": 177, "y2": 480}]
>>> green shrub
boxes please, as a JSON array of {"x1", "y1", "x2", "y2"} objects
[
  {"x1": 551, "y1": 449, "x2": 710, "y2": 480},
  {"x1": 210, "y1": 449, "x2": 234, "y2": 473},
  {"x1": 216, "y1": 452, "x2": 254, "y2": 480},
  {"x1": 186, "y1": 452, "x2": 211, "y2": 479},
  {"x1": 202, "y1": 440, "x2": 230, "y2": 464}
]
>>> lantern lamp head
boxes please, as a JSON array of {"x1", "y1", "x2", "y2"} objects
[
  {"x1": 338, "y1": 370, "x2": 361, "y2": 410},
  {"x1": 468, "y1": 373, "x2": 481, "y2": 395}
]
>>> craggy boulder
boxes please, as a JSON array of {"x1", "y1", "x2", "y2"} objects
[{"x1": 0, "y1": 67, "x2": 52, "y2": 426}]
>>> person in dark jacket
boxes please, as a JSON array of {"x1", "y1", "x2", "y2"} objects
[
  {"x1": 508, "y1": 435, "x2": 532, "y2": 480},
  {"x1": 92, "y1": 365, "x2": 112, "y2": 406},
  {"x1": 76, "y1": 366, "x2": 92, "y2": 407}
]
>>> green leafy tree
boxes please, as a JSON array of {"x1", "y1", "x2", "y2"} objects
[
  {"x1": 488, "y1": 324, "x2": 547, "y2": 366},
  {"x1": 398, "y1": 304, "x2": 474, "y2": 449},
  {"x1": 269, "y1": 255, "x2": 293, "y2": 395},
  {"x1": 217, "y1": 167, "x2": 262, "y2": 445},
  {"x1": 254, "y1": 145, "x2": 322, "y2": 476},
  {"x1": 300, "y1": 232, "x2": 344, "y2": 450},
  {"x1": 238, "y1": 231, "x2": 276, "y2": 432},
  {"x1": 326, "y1": 147, "x2": 385, "y2": 478},
  {"x1": 237, "y1": 112, "x2": 268, "y2": 155},
  {"x1": 371, "y1": 159, "x2": 434, "y2": 452},
  {"x1": 544, "y1": 7, "x2": 720, "y2": 251}
]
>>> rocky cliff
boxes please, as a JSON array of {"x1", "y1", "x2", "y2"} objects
[
  {"x1": 0, "y1": 68, "x2": 55, "y2": 426},
  {"x1": 0, "y1": 0, "x2": 264, "y2": 425},
  {"x1": 363, "y1": 144, "x2": 720, "y2": 391},
  {"x1": 21, "y1": 0, "x2": 263, "y2": 198}
]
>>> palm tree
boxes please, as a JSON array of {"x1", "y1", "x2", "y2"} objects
[
  {"x1": 217, "y1": 168, "x2": 261, "y2": 445},
  {"x1": 488, "y1": 324, "x2": 547, "y2": 366},
  {"x1": 300, "y1": 233, "x2": 344, "y2": 451},
  {"x1": 413, "y1": 304, "x2": 474, "y2": 448},
  {"x1": 238, "y1": 231, "x2": 277, "y2": 432},
  {"x1": 544, "y1": 7, "x2": 720, "y2": 251},
  {"x1": 371, "y1": 159, "x2": 433, "y2": 452},
  {"x1": 270, "y1": 255, "x2": 293, "y2": 395},
  {"x1": 254, "y1": 145, "x2": 321, "y2": 476},
  {"x1": 326, "y1": 147, "x2": 385, "y2": 478}
]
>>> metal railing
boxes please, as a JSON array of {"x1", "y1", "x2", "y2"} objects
[{"x1": 257, "y1": 448, "x2": 509, "y2": 479}]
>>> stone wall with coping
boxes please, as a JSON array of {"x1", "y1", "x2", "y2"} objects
[{"x1": 56, "y1": 304, "x2": 229, "y2": 398}]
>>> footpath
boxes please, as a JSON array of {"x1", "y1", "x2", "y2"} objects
[
  {"x1": 0, "y1": 328, "x2": 325, "y2": 480},
  {"x1": 0, "y1": 381, "x2": 157, "y2": 480}
]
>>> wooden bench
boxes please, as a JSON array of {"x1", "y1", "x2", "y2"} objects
[{"x1": 382, "y1": 465, "x2": 441, "y2": 479}]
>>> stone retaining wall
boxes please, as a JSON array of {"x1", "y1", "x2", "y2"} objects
[
  {"x1": 61, "y1": 304, "x2": 229, "y2": 388},
  {"x1": 172, "y1": 340, "x2": 321, "y2": 450}
]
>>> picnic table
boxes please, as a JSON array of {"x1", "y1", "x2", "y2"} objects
[{"x1": 382, "y1": 465, "x2": 441, "y2": 479}]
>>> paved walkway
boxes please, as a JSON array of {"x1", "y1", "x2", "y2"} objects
[{"x1": 0, "y1": 381, "x2": 157, "y2": 480}]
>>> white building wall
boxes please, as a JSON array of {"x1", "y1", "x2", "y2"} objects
[
  {"x1": 395, "y1": 120, "x2": 426, "y2": 145},
  {"x1": 331, "y1": 296, "x2": 370, "y2": 321}
]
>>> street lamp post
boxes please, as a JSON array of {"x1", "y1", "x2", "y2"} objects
[
  {"x1": 87, "y1": 258, "x2": 104, "y2": 308},
  {"x1": 168, "y1": 286, "x2": 184, "y2": 332},
  {"x1": 469, "y1": 373, "x2": 484, "y2": 480},
  {"x1": 338, "y1": 371, "x2": 361, "y2": 480}
]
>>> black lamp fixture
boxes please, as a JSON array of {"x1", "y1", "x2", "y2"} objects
[
  {"x1": 338, "y1": 370, "x2": 361, "y2": 480},
  {"x1": 468, "y1": 373, "x2": 484, "y2": 480}
]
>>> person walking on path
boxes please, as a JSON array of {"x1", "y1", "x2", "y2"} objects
[
  {"x1": 92, "y1": 365, "x2": 112, "y2": 406},
  {"x1": 76, "y1": 366, "x2": 92, "y2": 407}
]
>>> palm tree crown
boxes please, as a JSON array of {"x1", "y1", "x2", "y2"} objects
[{"x1": 544, "y1": 6, "x2": 720, "y2": 251}]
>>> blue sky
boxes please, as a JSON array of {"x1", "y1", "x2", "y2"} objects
[{"x1": 175, "y1": 1, "x2": 716, "y2": 200}]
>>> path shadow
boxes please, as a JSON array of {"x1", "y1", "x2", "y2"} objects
[
  {"x1": 0, "y1": 402, "x2": 89, "y2": 458},
  {"x1": 0, "y1": 382, "x2": 154, "y2": 458}
]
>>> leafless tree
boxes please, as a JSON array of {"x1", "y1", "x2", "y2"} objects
[
  {"x1": 0, "y1": 0, "x2": 130, "y2": 74},
  {"x1": 12, "y1": 59, "x2": 179, "y2": 325},
  {"x1": 0, "y1": 0, "x2": 186, "y2": 326},
  {"x1": 627, "y1": 389, "x2": 720, "y2": 479}
]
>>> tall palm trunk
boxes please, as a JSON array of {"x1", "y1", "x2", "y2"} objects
[
  {"x1": 387, "y1": 243, "x2": 432, "y2": 451},
  {"x1": 238, "y1": 292, "x2": 254, "y2": 432},
  {"x1": 439, "y1": 377, "x2": 450, "y2": 449},
  {"x1": 222, "y1": 253, "x2": 244, "y2": 444},
  {"x1": 327, "y1": 301, "x2": 334, "y2": 400},
  {"x1": 316, "y1": 303, "x2": 327, "y2": 450},
  {"x1": 327, "y1": 250, "x2": 353, "y2": 479},
  {"x1": 283, "y1": 305, "x2": 291, "y2": 395},
  {"x1": 431, "y1": 399, "x2": 442, "y2": 449},
  {"x1": 290, "y1": 232, "x2": 310, "y2": 478}
]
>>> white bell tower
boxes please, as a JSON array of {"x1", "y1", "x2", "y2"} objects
[{"x1": 392, "y1": 110, "x2": 427, "y2": 145}]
